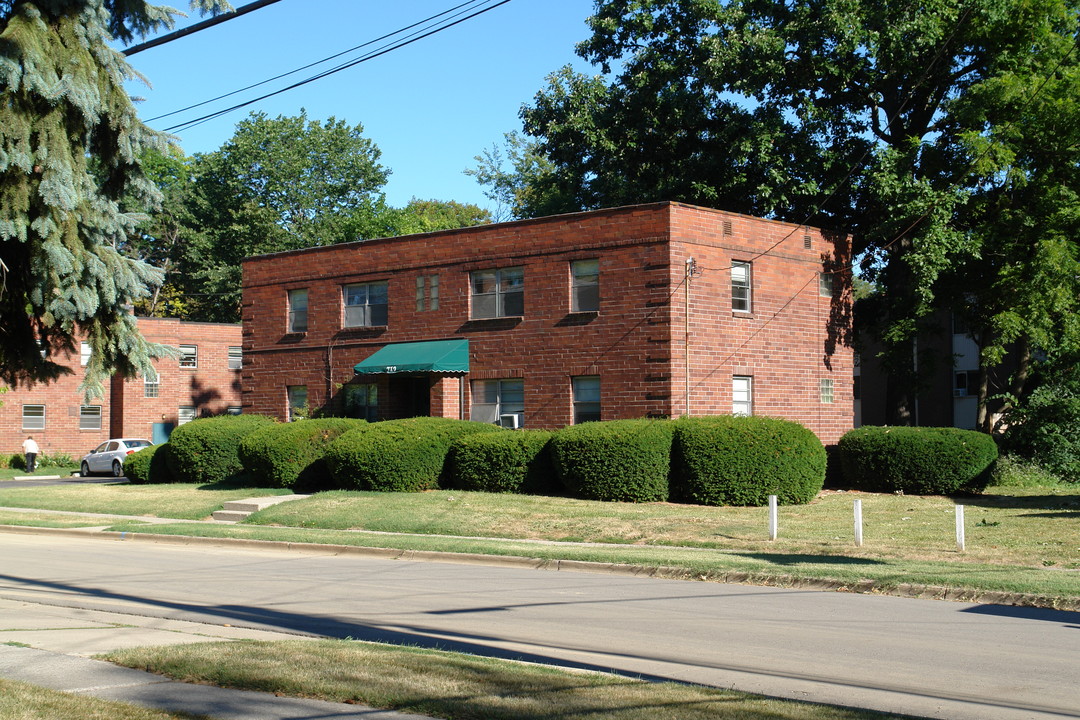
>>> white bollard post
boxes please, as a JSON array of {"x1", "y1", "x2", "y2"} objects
[
  {"x1": 956, "y1": 504, "x2": 966, "y2": 552},
  {"x1": 768, "y1": 495, "x2": 778, "y2": 541},
  {"x1": 854, "y1": 499, "x2": 863, "y2": 547}
]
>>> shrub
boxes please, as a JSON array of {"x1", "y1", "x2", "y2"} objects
[
  {"x1": 166, "y1": 414, "x2": 277, "y2": 484},
  {"x1": 837, "y1": 426, "x2": 998, "y2": 495},
  {"x1": 671, "y1": 416, "x2": 826, "y2": 506},
  {"x1": 238, "y1": 418, "x2": 366, "y2": 491},
  {"x1": 124, "y1": 444, "x2": 174, "y2": 484},
  {"x1": 1002, "y1": 375, "x2": 1080, "y2": 483},
  {"x1": 326, "y1": 417, "x2": 501, "y2": 492},
  {"x1": 448, "y1": 430, "x2": 557, "y2": 494},
  {"x1": 8, "y1": 453, "x2": 24, "y2": 470},
  {"x1": 550, "y1": 419, "x2": 674, "y2": 502}
]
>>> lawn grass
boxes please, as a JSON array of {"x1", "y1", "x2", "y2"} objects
[
  {"x1": 0, "y1": 482, "x2": 290, "y2": 520},
  {"x1": 0, "y1": 466, "x2": 79, "y2": 481},
  {"x1": 0, "y1": 510, "x2": 151, "y2": 528},
  {"x1": 104, "y1": 639, "x2": 906, "y2": 720},
  {"x1": 0, "y1": 678, "x2": 198, "y2": 720}
]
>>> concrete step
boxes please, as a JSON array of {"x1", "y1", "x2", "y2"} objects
[{"x1": 213, "y1": 494, "x2": 310, "y2": 523}]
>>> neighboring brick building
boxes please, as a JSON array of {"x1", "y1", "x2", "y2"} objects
[
  {"x1": 1, "y1": 318, "x2": 242, "y2": 458},
  {"x1": 241, "y1": 202, "x2": 854, "y2": 443}
]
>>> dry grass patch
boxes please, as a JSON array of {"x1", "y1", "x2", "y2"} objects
[
  {"x1": 0, "y1": 678, "x2": 199, "y2": 720},
  {"x1": 105, "y1": 639, "x2": 903, "y2": 720},
  {"x1": 0, "y1": 510, "x2": 148, "y2": 528}
]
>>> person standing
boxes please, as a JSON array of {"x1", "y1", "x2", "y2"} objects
[{"x1": 22, "y1": 436, "x2": 39, "y2": 473}]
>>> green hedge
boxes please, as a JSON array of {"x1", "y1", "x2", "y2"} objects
[
  {"x1": 671, "y1": 416, "x2": 826, "y2": 506},
  {"x1": 123, "y1": 443, "x2": 174, "y2": 485},
  {"x1": 550, "y1": 419, "x2": 673, "y2": 502},
  {"x1": 238, "y1": 418, "x2": 366, "y2": 491},
  {"x1": 326, "y1": 417, "x2": 501, "y2": 492},
  {"x1": 166, "y1": 414, "x2": 277, "y2": 484},
  {"x1": 447, "y1": 430, "x2": 557, "y2": 494},
  {"x1": 837, "y1": 426, "x2": 998, "y2": 495}
]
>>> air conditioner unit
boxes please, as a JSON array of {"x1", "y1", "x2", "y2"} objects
[{"x1": 499, "y1": 413, "x2": 520, "y2": 429}]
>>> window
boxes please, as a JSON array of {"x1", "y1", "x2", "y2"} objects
[
  {"x1": 178, "y1": 406, "x2": 196, "y2": 425},
  {"x1": 471, "y1": 379, "x2": 524, "y2": 427},
  {"x1": 287, "y1": 385, "x2": 308, "y2": 421},
  {"x1": 288, "y1": 289, "x2": 308, "y2": 333},
  {"x1": 572, "y1": 376, "x2": 601, "y2": 424},
  {"x1": 571, "y1": 259, "x2": 600, "y2": 312},
  {"x1": 471, "y1": 266, "x2": 524, "y2": 319},
  {"x1": 820, "y1": 378, "x2": 835, "y2": 403},
  {"x1": 343, "y1": 281, "x2": 388, "y2": 327},
  {"x1": 732, "y1": 376, "x2": 753, "y2": 416},
  {"x1": 954, "y1": 371, "x2": 973, "y2": 397},
  {"x1": 144, "y1": 372, "x2": 160, "y2": 398},
  {"x1": 228, "y1": 346, "x2": 242, "y2": 370},
  {"x1": 819, "y1": 272, "x2": 834, "y2": 297},
  {"x1": 415, "y1": 275, "x2": 440, "y2": 311},
  {"x1": 80, "y1": 342, "x2": 91, "y2": 367},
  {"x1": 179, "y1": 344, "x2": 197, "y2": 369},
  {"x1": 226, "y1": 406, "x2": 242, "y2": 415},
  {"x1": 79, "y1": 405, "x2": 102, "y2": 431},
  {"x1": 731, "y1": 261, "x2": 751, "y2": 312},
  {"x1": 22, "y1": 405, "x2": 45, "y2": 430},
  {"x1": 345, "y1": 383, "x2": 378, "y2": 422}
]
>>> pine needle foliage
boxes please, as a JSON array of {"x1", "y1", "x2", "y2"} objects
[{"x1": 0, "y1": 0, "x2": 230, "y2": 397}]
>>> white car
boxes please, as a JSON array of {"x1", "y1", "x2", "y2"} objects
[{"x1": 80, "y1": 438, "x2": 153, "y2": 477}]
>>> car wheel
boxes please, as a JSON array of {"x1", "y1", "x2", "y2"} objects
[
  {"x1": 112, "y1": 459, "x2": 123, "y2": 477},
  {"x1": 80, "y1": 461, "x2": 91, "y2": 478}
]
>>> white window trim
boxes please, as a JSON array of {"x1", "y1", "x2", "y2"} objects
[
  {"x1": 79, "y1": 405, "x2": 102, "y2": 431},
  {"x1": 733, "y1": 376, "x2": 753, "y2": 416},
  {"x1": 179, "y1": 344, "x2": 198, "y2": 369},
  {"x1": 22, "y1": 404, "x2": 45, "y2": 430},
  {"x1": 732, "y1": 261, "x2": 752, "y2": 313},
  {"x1": 228, "y1": 347, "x2": 242, "y2": 370},
  {"x1": 820, "y1": 378, "x2": 835, "y2": 404}
]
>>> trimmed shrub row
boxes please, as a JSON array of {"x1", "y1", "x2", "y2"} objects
[
  {"x1": 165, "y1": 414, "x2": 276, "y2": 484},
  {"x1": 239, "y1": 418, "x2": 366, "y2": 491},
  {"x1": 124, "y1": 443, "x2": 173, "y2": 485}
]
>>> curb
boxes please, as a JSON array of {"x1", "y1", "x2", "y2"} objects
[{"x1": 3, "y1": 523, "x2": 1075, "y2": 612}]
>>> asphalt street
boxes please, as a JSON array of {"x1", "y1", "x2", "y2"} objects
[{"x1": 0, "y1": 531, "x2": 1077, "y2": 720}]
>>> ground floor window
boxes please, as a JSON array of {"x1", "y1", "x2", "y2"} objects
[
  {"x1": 145, "y1": 373, "x2": 160, "y2": 398},
  {"x1": 732, "y1": 376, "x2": 753, "y2": 416},
  {"x1": 471, "y1": 379, "x2": 524, "y2": 428},
  {"x1": 345, "y1": 383, "x2": 378, "y2": 422},
  {"x1": 820, "y1": 378, "x2": 834, "y2": 403},
  {"x1": 178, "y1": 406, "x2": 196, "y2": 425},
  {"x1": 287, "y1": 385, "x2": 308, "y2": 421},
  {"x1": 572, "y1": 376, "x2": 601, "y2": 424},
  {"x1": 79, "y1": 405, "x2": 102, "y2": 431},
  {"x1": 22, "y1": 404, "x2": 45, "y2": 430}
]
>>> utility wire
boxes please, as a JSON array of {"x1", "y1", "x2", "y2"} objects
[
  {"x1": 163, "y1": 0, "x2": 513, "y2": 133},
  {"x1": 123, "y1": 0, "x2": 286, "y2": 56},
  {"x1": 146, "y1": 0, "x2": 486, "y2": 123}
]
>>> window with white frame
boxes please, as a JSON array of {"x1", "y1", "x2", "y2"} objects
[
  {"x1": 471, "y1": 267, "x2": 524, "y2": 319},
  {"x1": 144, "y1": 372, "x2": 160, "y2": 398},
  {"x1": 732, "y1": 376, "x2": 753, "y2": 416},
  {"x1": 178, "y1": 406, "x2": 196, "y2": 425},
  {"x1": 415, "y1": 275, "x2": 440, "y2": 312},
  {"x1": 820, "y1": 378, "x2": 835, "y2": 403},
  {"x1": 287, "y1": 385, "x2": 308, "y2": 421},
  {"x1": 288, "y1": 289, "x2": 309, "y2": 333},
  {"x1": 571, "y1": 259, "x2": 600, "y2": 312},
  {"x1": 228, "y1": 346, "x2": 242, "y2": 370},
  {"x1": 79, "y1": 405, "x2": 102, "y2": 430},
  {"x1": 344, "y1": 383, "x2": 378, "y2": 422},
  {"x1": 179, "y1": 344, "x2": 197, "y2": 369},
  {"x1": 819, "y1": 272, "x2": 834, "y2": 297},
  {"x1": 80, "y1": 342, "x2": 91, "y2": 367},
  {"x1": 343, "y1": 281, "x2": 388, "y2": 327},
  {"x1": 226, "y1": 406, "x2": 242, "y2": 415},
  {"x1": 731, "y1": 262, "x2": 752, "y2": 312},
  {"x1": 572, "y1": 376, "x2": 601, "y2": 424},
  {"x1": 22, "y1": 404, "x2": 45, "y2": 430},
  {"x1": 471, "y1": 379, "x2": 524, "y2": 427}
]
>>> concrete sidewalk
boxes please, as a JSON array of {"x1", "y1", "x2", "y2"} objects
[{"x1": 0, "y1": 598, "x2": 435, "y2": 720}]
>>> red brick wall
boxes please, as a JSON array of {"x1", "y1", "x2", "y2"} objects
[
  {"x1": 241, "y1": 202, "x2": 853, "y2": 443},
  {"x1": 0, "y1": 318, "x2": 241, "y2": 459}
]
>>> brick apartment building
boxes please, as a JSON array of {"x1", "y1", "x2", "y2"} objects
[
  {"x1": 241, "y1": 202, "x2": 854, "y2": 444},
  {"x1": 1, "y1": 317, "x2": 242, "y2": 458}
]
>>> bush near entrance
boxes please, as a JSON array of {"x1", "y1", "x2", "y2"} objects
[
  {"x1": 837, "y1": 426, "x2": 998, "y2": 495},
  {"x1": 239, "y1": 418, "x2": 366, "y2": 491},
  {"x1": 166, "y1": 414, "x2": 276, "y2": 484}
]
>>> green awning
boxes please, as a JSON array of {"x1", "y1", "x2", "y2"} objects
[{"x1": 353, "y1": 339, "x2": 469, "y2": 375}]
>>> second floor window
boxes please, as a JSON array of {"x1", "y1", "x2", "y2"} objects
[
  {"x1": 571, "y1": 259, "x2": 599, "y2": 312},
  {"x1": 416, "y1": 275, "x2": 440, "y2": 311},
  {"x1": 731, "y1": 261, "x2": 752, "y2": 312},
  {"x1": 228, "y1": 347, "x2": 242, "y2": 370},
  {"x1": 179, "y1": 345, "x2": 198, "y2": 369},
  {"x1": 343, "y1": 281, "x2": 388, "y2": 327},
  {"x1": 145, "y1": 373, "x2": 160, "y2": 398},
  {"x1": 471, "y1": 266, "x2": 523, "y2": 319},
  {"x1": 79, "y1": 405, "x2": 102, "y2": 431},
  {"x1": 288, "y1": 289, "x2": 308, "y2": 333}
]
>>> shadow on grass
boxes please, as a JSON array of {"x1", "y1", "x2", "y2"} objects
[
  {"x1": 957, "y1": 493, "x2": 1080, "y2": 511},
  {"x1": 733, "y1": 552, "x2": 885, "y2": 566},
  {"x1": 198, "y1": 474, "x2": 280, "y2": 492}
]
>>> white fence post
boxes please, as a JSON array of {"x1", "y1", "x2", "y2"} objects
[
  {"x1": 956, "y1": 505, "x2": 966, "y2": 552},
  {"x1": 854, "y1": 499, "x2": 863, "y2": 547},
  {"x1": 768, "y1": 495, "x2": 778, "y2": 541}
]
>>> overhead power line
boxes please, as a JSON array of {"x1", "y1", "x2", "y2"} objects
[{"x1": 123, "y1": 0, "x2": 286, "y2": 56}]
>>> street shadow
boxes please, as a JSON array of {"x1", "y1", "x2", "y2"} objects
[{"x1": 960, "y1": 604, "x2": 1080, "y2": 627}]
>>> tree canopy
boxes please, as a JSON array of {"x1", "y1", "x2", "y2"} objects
[
  {"x1": 478, "y1": 0, "x2": 1080, "y2": 425},
  {"x1": 0, "y1": 0, "x2": 230, "y2": 396}
]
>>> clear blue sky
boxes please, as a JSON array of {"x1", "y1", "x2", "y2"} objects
[{"x1": 124, "y1": 0, "x2": 598, "y2": 211}]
